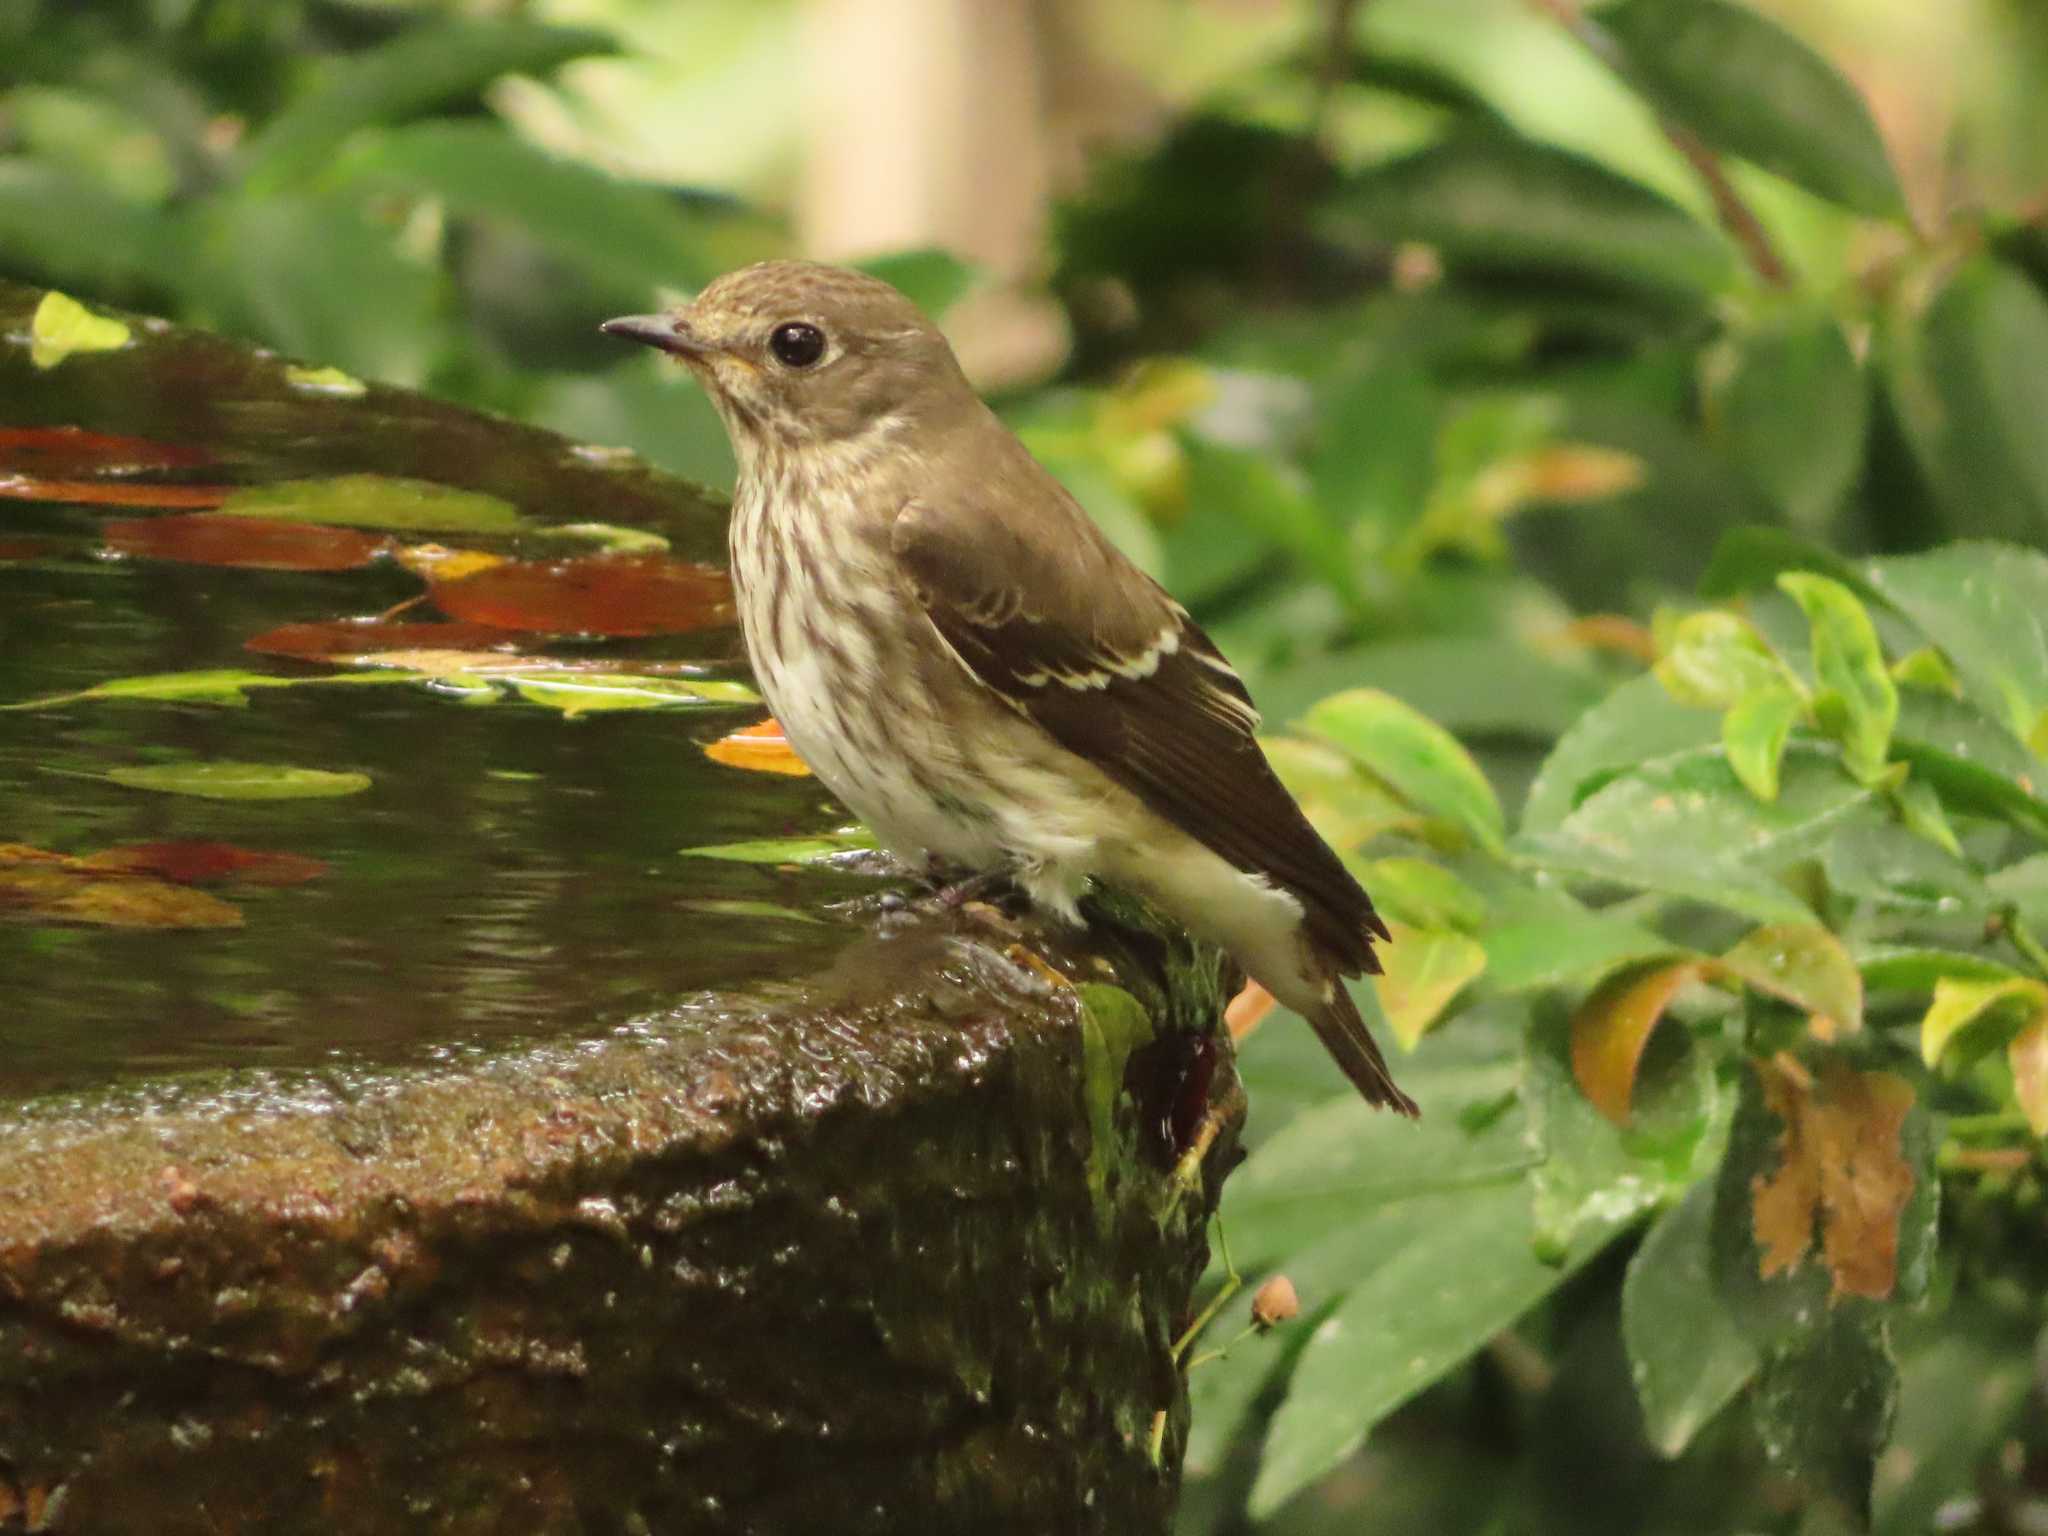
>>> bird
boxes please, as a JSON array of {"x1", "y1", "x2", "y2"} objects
[{"x1": 602, "y1": 262, "x2": 1416, "y2": 1116}]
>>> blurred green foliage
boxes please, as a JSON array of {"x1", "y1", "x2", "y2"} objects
[{"x1": 5, "y1": 1, "x2": 2048, "y2": 1532}]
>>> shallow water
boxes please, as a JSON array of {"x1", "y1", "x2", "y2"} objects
[{"x1": 0, "y1": 283, "x2": 873, "y2": 1102}]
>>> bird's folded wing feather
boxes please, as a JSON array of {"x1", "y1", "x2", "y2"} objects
[{"x1": 891, "y1": 495, "x2": 1385, "y2": 974}]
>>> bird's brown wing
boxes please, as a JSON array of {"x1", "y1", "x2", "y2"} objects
[{"x1": 891, "y1": 494, "x2": 1387, "y2": 975}]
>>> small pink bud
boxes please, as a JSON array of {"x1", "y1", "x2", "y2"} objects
[{"x1": 1251, "y1": 1274, "x2": 1300, "y2": 1330}]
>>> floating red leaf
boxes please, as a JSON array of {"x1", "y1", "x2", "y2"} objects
[
  {"x1": 244, "y1": 618, "x2": 522, "y2": 662},
  {"x1": 428, "y1": 554, "x2": 734, "y2": 636},
  {"x1": 0, "y1": 425, "x2": 212, "y2": 476},
  {"x1": 0, "y1": 537, "x2": 58, "y2": 562},
  {"x1": 0, "y1": 474, "x2": 232, "y2": 508},
  {"x1": 77, "y1": 842, "x2": 330, "y2": 887},
  {"x1": 105, "y1": 513, "x2": 390, "y2": 571}
]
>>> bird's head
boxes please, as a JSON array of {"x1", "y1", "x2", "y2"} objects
[{"x1": 602, "y1": 261, "x2": 971, "y2": 461}]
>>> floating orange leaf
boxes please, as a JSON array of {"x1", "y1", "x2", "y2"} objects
[
  {"x1": 1225, "y1": 979, "x2": 1276, "y2": 1040},
  {"x1": 0, "y1": 425, "x2": 211, "y2": 475},
  {"x1": 0, "y1": 857, "x2": 242, "y2": 930},
  {"x1": 105, "y1": 513, "x2": 390, "y2": 571},
  {"x1": 0, "y1": 474, "x2": 231, "y2": 508},
  {"x1": 78, "y1": 842, "x2": 329, "y2": 887},
  {"x1": 703, "y1": 718, "x2": 812, "y2": 777},
  {"x1": 244, "y1": 618, "x2": 520, "y2": 662},
  {"x1": 1570, "y1": 958, "x2": 1702, "y2": 1124},
  {"x1": 428, "y1": 553, "x2": 734, "y2": 636},
  {"x1": 1750, "y1": 1055, "x2": 1915, "y2": 1301}
]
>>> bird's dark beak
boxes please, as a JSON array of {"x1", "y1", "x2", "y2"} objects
[{"x1": 600, "y1": 313, "x2": 710, "y2": 358}]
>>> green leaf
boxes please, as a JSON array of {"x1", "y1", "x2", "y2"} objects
[
  {"x1": 1520, "y1": 673, "x2": 1717, "y2": 835},
  {"x1": 2, "y1": 668, "x2": 411, "y2": 711},
  {"x1": 103, "y1": 761, "x2": 371, "y2": 799},
  {"x1": 218, "y1": 475, "x2": 526, "y2": 534},
  {"x1": 1699, "y1": 524, "x2": 1877, "y2": 602},
  {"x1": 1718, "y1": 923, "x2": 1863, "y2": 1032},
  {"x1": 677, "y1": 829, "x2": 876, "y2": 865},
  {"x1": 1329, "y1": 134, "x2": 1733, "y2": 300},
  {"x1": 1525, "y1": 1001, "x2": 1710, "y2": 1261},
  {"x1": 507, "y1": 674, "x2": 757, "y2": 716},
  {"x1": 1822, "y1": 801, "x2": 1991, "y2": 917},
  {"x1": 1263, "y1": 736, "x2": 1423, "y2": 849},
  {"x1": 1778, "y1": 572, "x2": 1898, "y2": 783},
  {"x1": 1859, "y1": 945, "x2": 2026, "y2": 993},
  {"x1": 1183, "y1": 438, "x2": 1359, "y2": 615},
  {"x1": 1482, "y1": 909, "x2": 1674, "y2": 996},
  {"x1": 179, "y1": 192, "x2": 441, "y2": 385},
  {"x1": 28, "y1": 289, "x2": 131, "y2": 370},
  {"x1": 283, "y1": 363, "x2": 368, "y2": 398},
  {"x1": 1246, "y1": 1176, "x2": 1623, "y2": 1519},
  {"x1": 1877, "y1": 1308, "x2": 2039, "y2": 1536},
  {"x1": 1621, "y1": 1180, "x2": 1760, "y2": 1457},
  {"x1": 1375, "y1": 925, "x2": 1488, "y2": 1048},
  {"x1": 1595, "y1": 0, "x2": 1904, "y2": 215},
  {"x1": 1654, "y1": 610, "x2": 1795, "y2": 709},
  {"x1": 1712, "y1": 311, "x2": 1869, "y2": 533},
  {"x1": 1753, "y1": 1312, "x2": 1898, "y2": 1525},
  {"x1": 1864, "y1": 541, "x2": 2048, "y2": 743},
  {"x1": 1518, "y1": 745, "x2": 1873, "y2": 924},
  {"x1": 1918, "y1": 975, "x2": 2046, "y2": 1067},
  {"x1": 1356, "y1": 856, "x2": 1487, "y2": 932},
  {"x1": 1891, "y1": 690, "x2": 2048, "y2": 841},
  {"x1": 240, "y1": 19, "x2": 615, "y2": 190},
  {"x1": 1076, "y1": 983, "x2": 1155, "y2": 1219},
  {"x1": 1884, "y1": 259, "x2": 2048, "y2": 545},
  {"x1": 0, "y1": 164, "x2": 169, "y2": 297},
  {"x1": 854, "y1": 249, "x2": 980, "y2": 317},
  {"x1": 1722, "y1": 683, "x2": 1804, "y2": 801},
  {"x1": 340, "y1": 122, "x2": 715, "y2": 293},
  {"x1": 1300, "y1": 688, "x2": 1505, "y2": 853}
]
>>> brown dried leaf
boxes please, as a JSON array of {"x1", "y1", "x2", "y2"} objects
[
  {"x1": 0, "y1": 864, "x2": 242, "y2": 929},
  {"x1": 428, "y1": 553, "x2": 733, "y2": 636},
  {"x1": 106, "y1": 513, "x2": 389, "y2": 570},
  {"x1": 2010, "y1": 1021, "x2": 2048, "y2": 1138},
  {"x1": 0, "y1": 474, "x2": 229, "y2": 507},
  {"x1": 0, "y1": 424, "x2": 210, "y2": 475},
  {"x1": 1749, "y1": 1055, "x2": 1916, "y2": 1301}
]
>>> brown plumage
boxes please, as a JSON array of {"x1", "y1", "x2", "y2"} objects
[{"x1": 603, "y1": 262, "x2": 1415, "y2": 1115}]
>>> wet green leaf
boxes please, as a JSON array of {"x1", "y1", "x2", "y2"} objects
[
  {"x1": 4, "y1": 668, "x2": 410, "y2": 711},
  {"x1": 1622, "y1": 1180, "x2": 1760, "y2": 1457},
  {"x1": 1891, "y1": 689, "x2": 2048, "y2": 839},
  {"x1": 1264, "y1": 736, "x2": 1423, "y2": 850},
  {"x1": 1864, "y1": 541, "x2": 2048, "y2": 743},
  {"x1": 1718, "y1": 923, "x2": 1862, "y2": 1033},
  {"x1": 1753, "y1": 1311, "x2": 1898, "y2": 1524},
  {"x1": 1247, "y1": 1175, "x2": 1624, "y2": 1520},
  {"x1": 1520, "y1": 673, "x2": 1717, "y2": 835},
  {"x1": 1518, "y1": 745, "x2": 1872, "y2": 924},
  {"x1": 103, "y1": 761, "x2": 371, "y2": 799},
  {"x1": 218, "y1": 475, "x2": 527, "y2": 534},
  {"x1": 1722, "y1": 683, "x2": 1804, "y2": 801},
  {"x1": 1779, "y1": 572, "x2": 1897, "y2": 784},
  {"x1": 677, "y1": 829, "x2": 877, "y2": 865},
  {"x1": 1859, "y1": 946, "x2": 2025, "y2": 993},
  {"x1": 538, "y1": 522, "x2": 672, "y2": 554},
  {"x1": 1596, "y1": 0, "x2": 1905, "y2": 215},
  {"x1": 1301, "y1": 688, "x2": 1505, "y2": 853},
  {"x1": 28, "y1": 290, "x2": 131, "y2": 370},
  {"x1": 1329, "y1": 135, "x2": 1732, "y2": 300},
  {"x1": 1482, "y1": 909, "x2": 1674, "y2": 996},
  {"x1": 1699, "y1": 524, "x2": 1876, "y2": 603}
]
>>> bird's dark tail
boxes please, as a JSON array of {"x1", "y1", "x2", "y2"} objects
[{"x1": 1307, "y1": 983, "x2": 1419, "y2": 1117}]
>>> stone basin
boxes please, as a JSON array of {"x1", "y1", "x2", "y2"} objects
[{"x1": 0, "y1": 284, "x2": 1240, "y2": 1533}]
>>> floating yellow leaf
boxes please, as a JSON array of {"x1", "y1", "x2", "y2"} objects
[
  {"x1": 29, "y1": 291, "x2": 131, "y2": 369},
  {"x1": 396, "y1": 543, "x2": 509, "y2": 581}
]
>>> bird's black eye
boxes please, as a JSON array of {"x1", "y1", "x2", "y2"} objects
[{"x1": 769, "y1": 321, "x2": 827, "y2": 369}]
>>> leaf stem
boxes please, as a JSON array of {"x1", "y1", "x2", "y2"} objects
[
  {"x1": 1171, "y1": 1218, "x2": 1241, "y2": 1363},
  {"x1": 1522, "y1": 0, "x2": 1789, "y2": 287}
]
